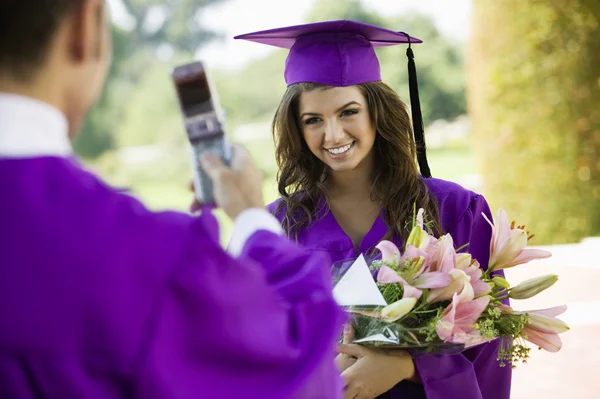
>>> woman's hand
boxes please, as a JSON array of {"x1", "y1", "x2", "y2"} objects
[
  {"x1": 336, "y1": 343, "x2": 416, "y2": 399},
  {"x1": 336, "y1": 324, "x2": 357, "y2": 372}
]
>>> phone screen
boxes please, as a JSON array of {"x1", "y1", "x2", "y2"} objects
[
  {"x1": 173, "y1": 62, "x2": 223, "y2": 141},
  {"x1": 175, "y1": 72, "x2": 214, "y2": 117}
]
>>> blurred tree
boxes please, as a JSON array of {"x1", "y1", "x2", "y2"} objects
[
  {"x1": 74, "y1": 0, "x2": 229, "y2": 159},
  {"x1": 306, "y1": 0, "x2": 385, "y2": 26},
  {"x1": 73, "y1": 26, "x2": 129, "y2": 157},
  {"x1": 119, "y1": 0, "x2": 227, "y2": 52},
  {"x1": 468, "y1": 0, "x2": 600, "y2": 243},
  {"x1": 213, "y1": 51, "x2": 288, "y2": 129}
]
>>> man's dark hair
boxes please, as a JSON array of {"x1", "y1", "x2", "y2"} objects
[{"x1": 0, "y1": 1, "x2": 81, "y2": 80}]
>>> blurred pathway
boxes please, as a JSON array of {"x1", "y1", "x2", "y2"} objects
[{"x1": 504, "y1": 238, "x2": 600, "y2": 399}]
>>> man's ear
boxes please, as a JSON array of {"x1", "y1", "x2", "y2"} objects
[{"x1": 67, "y1": 0, "x2": 104, "y2": 63}]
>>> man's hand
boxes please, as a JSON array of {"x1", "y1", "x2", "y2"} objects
[{"x1": 191, "y1": 145, "x2": 265, "y2": 220}]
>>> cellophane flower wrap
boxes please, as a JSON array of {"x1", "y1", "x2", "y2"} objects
[{"x1": 331, "y1": 207, "x2": 569, "y2": 367}]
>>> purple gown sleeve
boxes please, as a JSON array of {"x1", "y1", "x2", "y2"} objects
[
  {"x1": 132, "y1": 213, "x2": 345, "y2": 399},
  {"x1": 413, "y1": 195, "x2": 512, "y2": 399}
]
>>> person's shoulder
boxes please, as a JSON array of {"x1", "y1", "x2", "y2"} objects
[
  {"x1": 423, "y1": 177, "x2": 488, "y2": 227},
  {"x1": 56, "y1": 160, "x2": 214, "y2": 260},
  {"x1": 266, "y1": 198, "x2": 286, "y2": 223},
  {"x1": 424, "y1": 176, "x2": 481, "y2": 202}
]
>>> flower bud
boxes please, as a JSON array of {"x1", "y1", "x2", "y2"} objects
[
  {"x1": 509, "y1": 275, "x2": 558, "y2": 300},
  {"x1": 527, "y1": 313, "x2": 570, "y2": 334},
  {"x1": 492, "y1": 275, "x2": 511, "y2": 289},
  {"x1": 381, "y1": 297, "x2": 418, "y2": 322}
]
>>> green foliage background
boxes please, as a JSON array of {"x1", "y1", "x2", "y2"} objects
[
  {"x1": 69, "y1": 0, "x2": 600, "y2": 244},
  {"x1": 468, "y1": 0, "x2": 600, "y2": 244}
]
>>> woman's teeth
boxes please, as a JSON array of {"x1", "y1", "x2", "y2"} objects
[{"x1": 327, "y1": 143, "x2": 353, "y2": 155}]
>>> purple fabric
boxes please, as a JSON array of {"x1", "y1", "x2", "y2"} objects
[
  {"x1": 234, "y1": 20, "x2": 421, "y2": 87},
  {"x1": 268, "y1": 177, "x2": 512, "y2": 399},
  {"x1": 0, "y1": 156, "x2": 345, "y2": 398}
]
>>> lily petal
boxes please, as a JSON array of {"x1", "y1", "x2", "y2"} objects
[
  {"x1": 522, "y1": 327, "x2": 563, "y2": 352},
  {"x1": 427, "y1": 269, "x2": 471, "y2": 304},
  {"x1": 376, "y1": 240, "x2": 401, "y2": 265},
  {"x1": 528, "y1": 305, "x2": 568, "y2": 318},
  {"x1": 401, "y1": 244, "x2": 428, "y2": 264},
  {"x1": 453, "y1": 295, "x2": 490, "y2": 330},
  {"x1": 527, "y1": 313, "x2": 570, "y2": 334},
  {"x1": 494, "y1": 208, "x2": 512, "y2": 253},
  {"x1": 491, "y1": 229, "x2": 528, "y2": 271},
  {"x1": 431, "y1": 234, "x2": 456, "y2": 273},
  {"x1": 457, "y1": 279, "x2": 475, "y2": 303},
  {"x1": 435, "y1": 294, "x2": 489, "y2": 343},
  {"x1": 402, "y1": 284, "x2": 423, "y2": 300},
  {"x1": 502, "y1": 248, "x2": 552, "y2": 269},
  {"x1": 481, "y1": 211, "x2": 496, "y2": 254},
  {"x1": 455, "y1": 253, "x2": 472, "y2": 270},
  {"x1": 381, "y1": 297, "x2": 418, "y2": 322},
  {"x1": 472, "y1": 278, "x2": 492, "y2": 298},
  {"x1": 416, "y1": 208, "x2": 425, "y2": 228},
  {"x1": 377, "y1": 266, "x2": 404, "y2": 284},
  {"x1": 413, "y1": 271, "x2": 451, "y2": 289}
]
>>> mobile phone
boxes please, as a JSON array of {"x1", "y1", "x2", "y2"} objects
[{"x1": 171, "y1": 60, "x2": 232, "y2": 206}]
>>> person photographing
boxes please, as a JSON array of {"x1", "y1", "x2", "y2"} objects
[{"x1": 0, "y1": 1, "x2": 345, "y2": 398}]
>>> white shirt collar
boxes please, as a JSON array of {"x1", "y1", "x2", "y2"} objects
[{"x1": 0, "y1": 92, "x2": 71, "y2": 158}]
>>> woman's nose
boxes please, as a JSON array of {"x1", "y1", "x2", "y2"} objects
[{"x1": 323, "y1": 119, "x2": 345, "y2": 144}]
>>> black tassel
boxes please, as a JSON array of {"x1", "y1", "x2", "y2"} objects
[{"x1": 401, "y1": 34, "x2": 431, "y2": 178}]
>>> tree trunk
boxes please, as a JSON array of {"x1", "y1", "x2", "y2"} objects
[{"x1": 468, "y1": 0, "x2": 600, "y2": 244}]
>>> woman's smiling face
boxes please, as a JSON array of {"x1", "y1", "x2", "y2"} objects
[{"x1": 298, "y1": 85, "x2": 376, "y2": 173}]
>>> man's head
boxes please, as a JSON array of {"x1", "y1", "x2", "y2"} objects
[{"x1": 0, "y1": 0, "x2": 112, "y2": 138}]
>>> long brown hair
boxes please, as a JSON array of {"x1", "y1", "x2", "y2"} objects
[{"x1": 272, "y1": 81, "x2": 442, "y2": 243}]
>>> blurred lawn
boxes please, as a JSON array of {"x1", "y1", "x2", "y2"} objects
[{"x1": 126, "y1": 145, "x2": 475, "y2": 244}]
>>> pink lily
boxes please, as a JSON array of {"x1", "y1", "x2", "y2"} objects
[
  {"x1": 436, "y1": 293, "x2": 490, "y2": 344},
  {"x1": 497, "y1": 305, "x2": 569, "y2": 352},
  {"x1": 482, "y1": 209, "x2": 552, "y2": 271},
  {"x1": 455, "y1": 253, "x2": 491, "y2": 298},
  {"x1": 523, "y1": 306, "x2": 569, "y2": 339},
  {"x1": 377, "y1": 261, "x2": 449, "y2": 300},
  {"x1": 375, "y1": 239, "x2": 450, "y2": 300},
  {"x1": 427, "y1": 269, "x2": 474, "y2": 304},
  {"x1": 428, "y1": 234, "x2": 456, "y2": 273}
]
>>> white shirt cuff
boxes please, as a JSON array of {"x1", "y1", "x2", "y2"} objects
[{"x1": 227, "y1": 208, "x2": 284, "y2": 257}]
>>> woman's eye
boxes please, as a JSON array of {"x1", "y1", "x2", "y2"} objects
[
  {"x1": 341, "y1": 109, "x2": 358, "y2": 117},
  {"x1": 304, "y1": 117, "x2": 321, "y2": 125}
]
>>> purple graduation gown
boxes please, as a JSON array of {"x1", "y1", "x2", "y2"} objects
[
  {"x1": 269, "y1": 177, "x2": 512, "y2": 399},
  {"x1": 0, "y1": 156, "x2": 345, "y2": 399}
]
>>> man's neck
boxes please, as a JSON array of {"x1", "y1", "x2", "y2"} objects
[{"x1": 0, "y1": 73, "x2": 65, "y2": 116}]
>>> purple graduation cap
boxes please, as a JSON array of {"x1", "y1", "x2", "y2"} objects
[{"x1": 235, "y1": 20, "x2": 431, "y2": 177}]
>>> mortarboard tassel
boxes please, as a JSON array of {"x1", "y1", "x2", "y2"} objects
[{"x1": 401, "y1": 33, "x2": 432, "y2": 178}]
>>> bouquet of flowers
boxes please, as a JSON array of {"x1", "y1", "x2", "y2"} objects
[{"x1": 331, "y1": 208, "x2": 569, "y2": 367}]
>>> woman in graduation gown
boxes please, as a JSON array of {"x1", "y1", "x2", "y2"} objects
[{"x1": 235, "y1": 20, "x2": 512, "y2": 399}]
